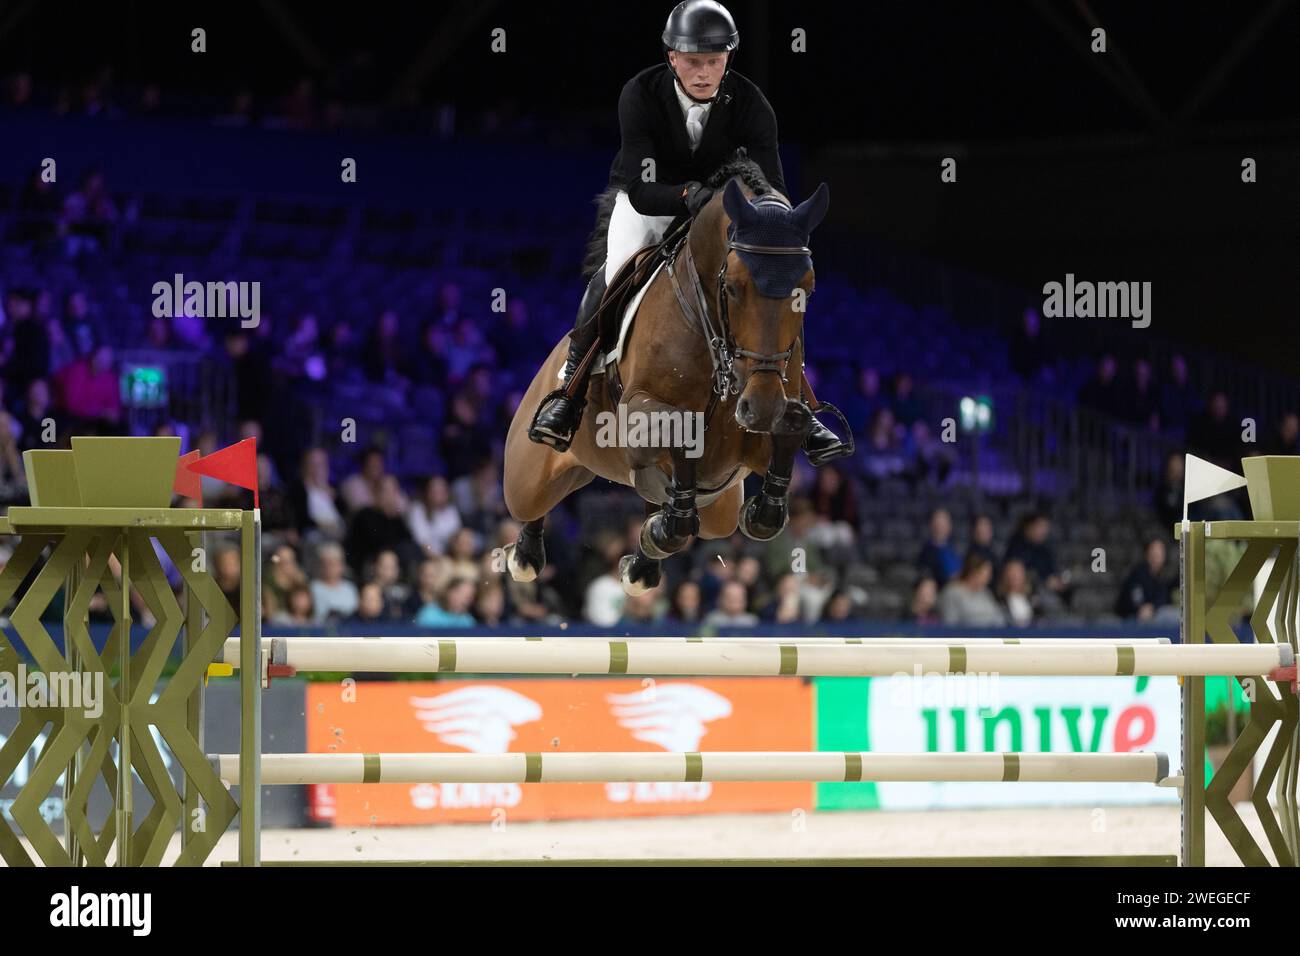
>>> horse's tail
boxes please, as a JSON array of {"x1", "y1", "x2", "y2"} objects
[{"x1": 580, "y1": 185, "x2": 620, "y2": 280}]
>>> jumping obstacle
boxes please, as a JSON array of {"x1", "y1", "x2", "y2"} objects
[
  {"x1": 222, "y1": 636, "x2": 1290, "y2": 678},
  {"x1": 1, "y1": 437, "x2": 1296, "y2": 868},
  {"x1": 212, "y1": 751, "x2": 1172, "y2": 785}
]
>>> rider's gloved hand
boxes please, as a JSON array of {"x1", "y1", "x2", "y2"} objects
[{"x1": 683, "y1": 181, "x2": 714, "y2": 217}]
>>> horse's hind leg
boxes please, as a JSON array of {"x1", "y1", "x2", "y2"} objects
[
  {"x1": 504, "y1": 518, "x2": 546, "y2": 583},
  {"x1": 619, "y1": 502, "x2": 663, "y2": 596}
]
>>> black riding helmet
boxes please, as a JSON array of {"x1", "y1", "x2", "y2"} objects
[{"x1": 662, "y1": 0, "x2": 739, "y2": 104}]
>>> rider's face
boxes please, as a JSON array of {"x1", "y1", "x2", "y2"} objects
[{"x1": 669, "y1": 50, "x2": 728, "y2": 99}]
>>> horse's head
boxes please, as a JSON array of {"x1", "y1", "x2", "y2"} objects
[{"x1": 717, "y1": 178, "x2": 830, "y2": 433}]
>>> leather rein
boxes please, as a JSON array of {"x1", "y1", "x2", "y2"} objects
[{"x1": 665, "y1": 201, "x2": 810, "y2": 418}]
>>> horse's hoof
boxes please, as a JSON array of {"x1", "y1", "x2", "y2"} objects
[
  {"x1": 619, "y1": 554, "x2": 660, "y2": 596},
  {"x1": 738, "y1": 495, "x2": 788, "y2": 541},
  {"x1": 504, "y1": 542, "x2": 539, "y2": 582}
]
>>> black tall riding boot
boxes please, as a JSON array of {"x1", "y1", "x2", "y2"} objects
[{"x1": 528, "y1": 269, "x2": 607, "y2": 452}]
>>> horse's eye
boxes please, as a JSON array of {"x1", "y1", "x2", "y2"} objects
[{"x1": 725, "y1": 283, "x2": 738, "y2": 299}]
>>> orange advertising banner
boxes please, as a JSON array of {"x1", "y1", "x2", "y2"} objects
[{"x1": 305, "y1": 677, "x2": 814, "y2": 826}]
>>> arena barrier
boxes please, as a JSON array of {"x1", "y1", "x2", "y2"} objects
[{"x1": 0, "y1": 437, "x2": 1296, "y2": 868}]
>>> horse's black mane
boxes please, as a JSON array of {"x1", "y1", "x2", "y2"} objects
[{"x1": 580, "y1": 148, "x2": 772, "y2": 279}]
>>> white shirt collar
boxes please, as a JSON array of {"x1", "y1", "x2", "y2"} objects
[{"x1": 672, "y1": 77, "x2": 714, "y2": 119}]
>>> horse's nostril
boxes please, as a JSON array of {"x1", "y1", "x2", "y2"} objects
[{"x1": 737, "y1": 398, "x2": 751, "y2": 419}]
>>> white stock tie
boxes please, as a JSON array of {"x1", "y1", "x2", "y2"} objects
[{"x1": 686, "y1": 104, "x2": 706, "y2": 151}]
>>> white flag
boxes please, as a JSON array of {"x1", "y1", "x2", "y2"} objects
[{"x1": 1183, "y1": 454, "x2": 1247, "y2": 520}]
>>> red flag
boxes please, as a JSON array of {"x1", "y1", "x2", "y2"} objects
[
  {"x1": 186, "y1": 437, "x2": 259, "y2": 508},
  {"x1": 174, "y1": 449, "x2": 203, "y2": 505}
]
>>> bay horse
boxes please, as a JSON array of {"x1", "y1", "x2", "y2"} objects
[{"x1": 503, "y1": 159, "x2": 830, "y2": 596}]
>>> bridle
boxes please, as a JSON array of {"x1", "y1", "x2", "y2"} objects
[{"x1": 666, "y1": 195, "x2": 811, "y2": 404}]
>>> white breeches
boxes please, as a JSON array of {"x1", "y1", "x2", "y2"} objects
[{"x1": 603, "y1": 189, "x2": 677, "y2": 285}]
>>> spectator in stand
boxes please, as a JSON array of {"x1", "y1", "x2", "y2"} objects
[
  {"x1": 345, "y1": 474, "x2": 417, "y2": 576},
  {"x1": 1153, "y1": 452, "x2": 1184, "y2": 530},
  {"x1": 0, "y1": 410, "x2": 27, "y2": 502},
  {"x1": 809, "y1": 465, "x2": 858, "y2": 550},
  {"x1": 363, "y1": 309, "x2": 411, "y2": 386},
  {"x1": 60, "y1": 169, "x2": 119, "y2": 257},
  {"x1": 907, "y1": 419, "x2": 954, "y2": 487},
  {"x1": 368, "y1": 549, "x2": 410, "y2": 615},
  {"x1": 475, "y1": 580, "x2": 507, "y2": 626},
  {"x1": 1266, "y1": 412, "x2": 1299, "y2": 456},
  {"x1": 618, "y1": 589, "x2": 659, "y2": 626},
  {"x1": 145, "y1": 316, "x2": 175, "y2": 350},
  {"x1": 845, "y1": 367, "x2": 886, "y2": 436},
  {"x1": 45, "y1": 313, "x2": 75, "y2": 376},
  {"x1": 445, "y1": 317, "x2": 493, "y2": 383},
  {"x1": 1115, "y1": 538, "x2": 1174, "y2": 621},
  {"x1": 1004, "y1": 512, "x2": 1070, "y2": 608},
  {"x1": 290, "y1": 447, "x2": 346, "y2": 541},
  {"x1": 62, "y1": 291, "x2": 98, "y2": 357},
  {"x1": 405, "y1": 557, "x2": 450, "y2": 618},
  {"x1": 325, "y1": 319, "x2": 363, "y2": 383},
  {"x1": 759, "y1": 573, "x2": 804, "y2": 624},
  {"x1": 1159, "y1": 354, "x2": 1197, "y2": 437},
  {"x1": 350, "y1": 582, "x2": 387, "y2": 623},
  {"x1": 1187, "y1": 391, "x2": 1239, "y2": 469},
  {"x1": 443, "y1": 528, "x2": 480, "y2": 581},
  {"x1": 822, "y1": 590, "x2": 858, "y2": 622},
  {"x1": 407, "y1": 474, "x2": 461, "y2": 556},
  {"x1": 667, "y1": 580, "x2": 702, "y2": 625},
  {"x1": 280, "y1": 312, "x2": 326, "y2": 381},
  {"x1": 339, "y1": 446, "x2": 388, "y2": 514},
  {"x1": 763, "y1": 497, "x2": 823, "y2": 581},
  {"x1": 441, "y1": 389, "x2": 486, "y2": 478},
  {"x1": 704, "y1": 581, "x2": 759, "y2": 628},
  {"x1": 309, "y1": 542, "x2": 359, "y2": 623},
  {"x1": 996, "y1": 559, "x2": 1034, "y2": 627},
  {"x1": 271, "y1": 585, "x2": 316, "y2": 627},
  {"x1": 54, "y1": 344, "x2": 121, "y2": 429},
  {"x1": 965, "y1": 514, "x2": 997, "y2": 573},
  {"x1": 860, "y1": 407, "x2": 907, "y2": 487},
  {"x1": 264, "y1": 542, "x2": 308, "y2": 611},
  {"x1": 434, "y1": 282, "x2": 462, "y2": 327},
  {"x1": 15, "y1": 167, "x2": 62, "y2": 243},
  {"x1": 1077, "y1": 354, "x2": 1122, "y2": 420},
  {"x1": 13, "y1": 379, "x2": 61, "y2": 451},
  {"x1": 412, "y1": 321, "x2": 449, "y2": 386},
  {"x1": 1117, "y1": 358, "x2": 1160, "y2": 431},
  {"x1": 486, "y1": 298, "x2": 532, "y2": 376},
  {"x1": 583, "y1": 536, "x2": 627, "y2": 626},
  {"x1": 890, "y1": 372, "x2": 924, "y2": 429},
  {"x1": 213, "y1": 546, "x2": 241, "y2": 609},
  {"x1": 451, "y1": 459, "x2": 506, "y2": 537},
  {"x1": 1009, "y1": 306, "x2": 1051, "y2": 383},
  {"x1": 916, "y1": 507, "x2": 961, "y2": 586},
  {"x1": 1, "y1": 288, "x2": 51, "y2": 394},
  {"x1": 904, "y1": 576, "x2": 939, "y2": 625},
  {"x1": 938, "y1": 553, "x2": 1007, "y2": 627}
]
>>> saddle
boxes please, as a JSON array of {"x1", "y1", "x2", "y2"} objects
[{"x1": 594, "y1": 245, "x2": 664, "y2": 353}]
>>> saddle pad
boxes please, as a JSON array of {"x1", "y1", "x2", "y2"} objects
[{"x1": 557, "y1": 260, "x2": 667, "y2": 383}]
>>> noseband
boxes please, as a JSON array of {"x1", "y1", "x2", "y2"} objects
[{"x1": 667, "y1": 196, "x2": 811, "y2": 400}]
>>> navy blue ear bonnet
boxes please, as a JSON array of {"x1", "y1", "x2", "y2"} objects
[
  {"x1": 727, "y1": 201, "x2": 812, "y2": 297},
  {"x1": 721, "y1": 180, "x2": 830, "y2": 298}
]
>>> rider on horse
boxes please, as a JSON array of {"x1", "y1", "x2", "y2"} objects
[{"x1": 528, "y1": 0, "x2": 851, "y2": 466}]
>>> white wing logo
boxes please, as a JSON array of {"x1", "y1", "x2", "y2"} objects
[
  {"x1": 605, "y1": 684, "x2": 733, "y2": 751},
  {"x1": 409, "y1": 686, "x2": 543, "y2": 753}
]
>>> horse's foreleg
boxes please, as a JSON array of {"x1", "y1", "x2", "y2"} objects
[
  {"x1": 639, "y1": 446, "x2": 698, "y2": 560},
  {"x1": 740, "y1": 402, "x2": 812, "y2": 541},
  {"x1": 504, "y1": 517, "x2": 546, "y2": 583},
  {"x1": 620, "y1": 501, "x2": 663, "y2": 596}
]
